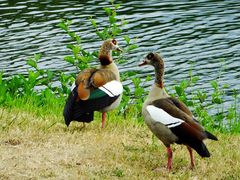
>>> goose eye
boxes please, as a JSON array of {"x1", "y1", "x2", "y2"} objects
[
  {"x1": 147, "y1": 52, "x2": 154, "y2": 59},
  {"x1": 112, "y1": 39, "x2": 117, "y2": 45}
]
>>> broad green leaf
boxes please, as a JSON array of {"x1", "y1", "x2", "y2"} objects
[
  {"x1": 127, "y1": 71, "x2": 137, "y2": 76},
  {"x1": 91, "y1": 19, "x2": 97, "y2": 28},
  {"x1": 112, "y1": 11, "x2": 117, "y2": 17},
  {"x1": 104, "y1": 7, "x2": 112, "y2": 15},
  {"x1": 210, "y1": 80, "x2": 218, "y2": 89},
  {"x1": 197, "y1": 90, "x2": 206, "y2": 103},
  {"x1": 34, "y1": 54, "x2": 41, "y2": 61},
  {"x1": 72, "y1": 45, "x2": 81, "y2": 57},
  {"x1": 127, "y1": 44, "x2": 138, "y2": 51},
  {"x1": 64, "y1": 56, "x2": 75, "y2": 65},
  {"x1": 78, "y1": 56, "x2": 88, "y2": 63},
  {"x1": 27, "y1": 59, "x2": 37, "y2": 69},
  {"x1": 175, "y1": 86, "x2": 183, "y2": 96},
  {"x1": 66, "y1": 20, "x2": 72, "y2": 26},
  {"x1": 111, "y1": 24, "x2": 121, "y2": 36},
  {"x1": 28, "y1": 70, "x2": 40, "y2": 84},
  {"x1": 96, "y1": 31, "x2": 104, "y2": 40},
  {"x1": 115, "y1": 4, "x2": 121, "y2": 9},
  {"x1": 69, "y1": 32, "x2": 76, "y2": 40},
  {"x1": 123, "y1": 85, "x2": 130, "y2": 93},
  {"x1": 146, "y1": 75, "x2": 151, "y2": 81},
  {"x1": 192, "y1": 76, "x2": 199, "y2": 84},
  {"x1": 47, "y1": 70, "x2": 54, "y2": 80},
  {"x1": 212, "y1": 96, "x2": 222, "y2": 104},
  {"x1": 123, "y1": 35, "x2": 130, "y2": 44},
  {"x1": 135, "y1": 88, "x2": 144, "y2": 97},
  {"x1": 58, "y1": 22, "x2": 68, "y2": 31},
  {"x1": 92, "y1": 50, "x2": 99, "y2": 57},
  {"x1": 38, "y1": 69, "x2": 45, "y2": 75},
  {"x1": 75, "y1": 36, "x2": 81, "y2": 44},
  {"x1": 132, "y1": 77, "x2": 141, "y2": 86},
  {"x1": 109, "y1": 16, "x2": 117, "y2": 24},
  {"x1": 0, "y1": 72, "x2": 3, "y2": 84},
  {"x1": 66, "y1": 44, "x2": 74, "y2": 50},
  {"x1": 180, "y1": 80, "x2": 188, "y2": 88}
]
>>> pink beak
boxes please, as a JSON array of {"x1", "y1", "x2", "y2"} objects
[{"x1": 138, "y1": 60, "x2": 147, "y2": 66}]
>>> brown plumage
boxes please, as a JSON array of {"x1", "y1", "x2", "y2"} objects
[
  {"x1": 75, "y1": 68, "x2": 97, "y2": 100},
  {"x1": 63, "y1": 39, "x2": 123, "y2": 128},
  {"x1": 76, "y1": 68, "x2": 117, "y2": 101},
  {"x1": 139, "y1": 52, "x2": 217, "y2": 170},
  {"x1": 75, "y1": 39, "x2": 121, "y2": 102}
]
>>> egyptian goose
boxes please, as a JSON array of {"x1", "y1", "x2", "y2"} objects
[
  {"x1": 139, "y1": 52, "x2": 218, "y2": 170},
  {"x1": 63, "y1": 39, "x2": 123, "y2": 128}
]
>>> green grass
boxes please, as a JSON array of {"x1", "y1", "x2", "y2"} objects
[
  {"x1": 0, "y1": 1, "x2": 239, "y2": 133},
  {"x1": 0, "y1": 106, "x2": 239, "y2": 179},
  {"x1": 0, "y1": 1, "x2": 239, "y2": 178}
]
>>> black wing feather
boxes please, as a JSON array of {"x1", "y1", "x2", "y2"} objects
[
  {"x1": 170, "y1": 123, "x2": 210, "y2": 157},
  {"x1": 63, "y1": 87, "x2": 119, "y2": 126},
  {"x1": 151, "y1": 98, "x2": 214, "y2": 157}
]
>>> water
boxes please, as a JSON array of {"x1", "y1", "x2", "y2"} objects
[{"x1": 0, "y1": 0, "x2": 239, "y2": 105}]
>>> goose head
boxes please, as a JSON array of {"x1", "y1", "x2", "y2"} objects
[
  {"x1": 139, "y1": 52, "x2": 165, "y2": 88},
  {"x1": 99, "y1": 39, "x2": 122, "y2": 66},
  {"x1": 139, "y1": 52, "x2": 164, "y2": 68}
]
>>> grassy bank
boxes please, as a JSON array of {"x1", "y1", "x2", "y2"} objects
[
  {"x1": 0, "y1": 107, "x2": 239, "y2": 179},
  {"x1": 0, "y1": 2, "x2": 239, "y2": 178}
]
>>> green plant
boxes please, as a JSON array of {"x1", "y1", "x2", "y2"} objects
[
  {"x1": 170, "y1": 63, "x2": 240, "y2": 133},
  {"x1": 0, "y1": 2, "x2": 239, "y2": 134},
  {"x1": 229, "y1": 89, "x2": 240, "y2": 132},
  {"x1": 58, "y1": 2, "x2": 140, "y2": 115}
]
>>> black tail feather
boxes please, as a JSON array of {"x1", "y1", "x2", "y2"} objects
[
  {"x1": 205, "y1": 131, "x2": 218, "y2": 141},
  {"x1": 63, "y1": 87, "x2": 94, "y2": 126},
  {"x1": 192, "y1": 141, "x2": 211, "y2": 157},
  {"x1": 63, "y1": 86, "x2": 120, "y2": 126}
]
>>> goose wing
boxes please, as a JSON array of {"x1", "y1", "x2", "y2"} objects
[
  {"x1": 76, "y1": 68, "x2": 118, "y2": 100},
  {"x1": 146, "y1": 99, "x2": 213, "y2": 157},
  {"x1": 152, "y1": 98, "x2": 204, "y2": 131},
  {"x1": 147, "y1": 97, "x2": 217, "y2": 141},
  {"x1": 63, "y1": 68, "x2": 123, "y2": 126},
  {"x1": 147, "y1": 98, "x2": 207, "y2": 141}
]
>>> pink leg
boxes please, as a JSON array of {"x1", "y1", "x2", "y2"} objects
[
  {"x1": 167, "y1": 146, "x2": 173, "y2": 170},
  {"x1": 101, "y1": 112, "x2": 106, "y2": 128},
  {"x1": 187, "y1": 146, "x2": 195, "y2": 169}
]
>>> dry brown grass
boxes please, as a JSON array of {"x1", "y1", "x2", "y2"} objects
[{"x1": 0, "y1": 108, "x2": 240, "y2": 179}]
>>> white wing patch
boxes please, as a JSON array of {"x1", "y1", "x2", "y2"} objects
[
  {"x1": 99, "y1": 80, "x2": 123, "y2": 97},
  {"x1": 146, "y1": 105, "x2": 184, "y2": 128}
]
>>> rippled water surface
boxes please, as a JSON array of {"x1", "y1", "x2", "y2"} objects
[{"x1": 0, "y1": 0, "x2": 239, "y2": 103}]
